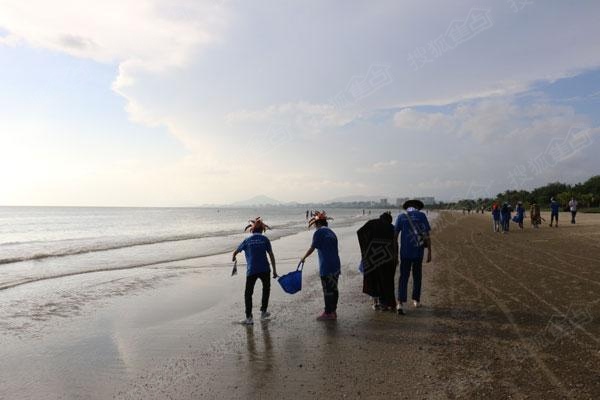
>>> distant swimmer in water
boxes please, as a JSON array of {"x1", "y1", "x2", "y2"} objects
[
  {"x1": 232, "y1": 217, "x2": 278, "y2": 325},
  {"x1": 306, "y1": 210, "x2": 309, "y2": 220}
]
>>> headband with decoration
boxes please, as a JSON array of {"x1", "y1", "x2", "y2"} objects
[
  {"x1": 244, "y1": 217, "x2": 271, "y2": 233},
  {"x1": 308, "y1": 211, "x2": 333, "y2": 228}
]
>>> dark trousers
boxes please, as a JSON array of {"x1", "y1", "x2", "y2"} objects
[
  {"x1": 398, "y1": 258, "x2": 423, "y2": 303},
  {"x1": 550, "y1": 212, "x2": 558, "y2": 226},
  {"x1": 379, "y1": 264, "x2": 397, "y2": 308},
  {"x1": 245, "y1": 272, "x2": 270, "y2": 318},
  {"x1": 571, "y1": 211, "x2": 577, "y2": 224},
  {"x1": 320, "y1": 273, "x2": 340, "y2": 314}
]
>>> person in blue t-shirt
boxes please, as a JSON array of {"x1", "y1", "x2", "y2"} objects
[
  {"x1": 549, "y1": 197, "x2": 560, "y2": 227},
  {"x1": 394, "y1": 200, "x2": 432, "y2": 315},
  {"x1": 232, "y1": 217, "x2": 278, "y2": 325},
  {"x1": 301, "y1": 211, "x2": 341, "y2": 321},
  {"x1": 513, "y1": 201, "x2": 525, "y2": 230},
  {"x1": 500, "y1": 202, "x2": 512, "y2": 233},
  {"x1": 491, "y1": 203, "x2": 501, "y2": 233}
]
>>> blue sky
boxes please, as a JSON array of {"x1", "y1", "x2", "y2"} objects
[{"x1": 1, "y1": 0, "x2": 599, "y2": 206}]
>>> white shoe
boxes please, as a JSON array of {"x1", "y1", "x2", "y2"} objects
[
  {"x1": 260, "y1": 311, "x2": 271, "y2": 320},
  {"x1": 241, "y1": 316, "x2": 254, "y2": 325},
  {"x1": 413, "y1": 300, "x2": 421, "y2": 308},
  {"x1": 396, "y1": 303, "x2": 405, "y2": 315}
]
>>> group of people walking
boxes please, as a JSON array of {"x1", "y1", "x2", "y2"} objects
[
  {"x1": 358, "y1": 199, "x2": 431, "y2": 315},
  {"x1": 233, "y1": 212, "x2": 342, "y2": 325},
  {"x1": 490, "y1": 197, "x2": 578, "y2": 233},
  {"x1": 232, "y1": 199, "x2": 432, "y2": 324}
]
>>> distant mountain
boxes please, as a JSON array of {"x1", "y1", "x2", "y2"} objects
[{"x1": 230, "y1": 195, "x2": 282, "y2": 207}]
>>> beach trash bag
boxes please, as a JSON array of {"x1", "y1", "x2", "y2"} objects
[{"x1": 278, "y1": 262, "x2": 303, "y2": 294}]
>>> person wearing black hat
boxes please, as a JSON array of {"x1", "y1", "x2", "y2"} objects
[{"x1": 394, "y1": 199, "x2": 432, "y2": 315}]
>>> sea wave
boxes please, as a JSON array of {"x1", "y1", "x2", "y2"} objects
[{"x1": 0, "y1": 220, "x2": 307, "y2": 265}]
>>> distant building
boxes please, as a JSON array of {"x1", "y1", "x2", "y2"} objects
[
  {"x1": 380, "y1": 198, "x2": 389, "y2": 207},
  {"x1": 396, "y1": 197, "x2": 409, "y2": 207},
  {"x1": 418, "y1": 197, "x2": 435, "y2": 205}
]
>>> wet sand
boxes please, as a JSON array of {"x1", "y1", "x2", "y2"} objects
[{"x1": 1, "y1": 212, "x2": 599, "y2": 399}]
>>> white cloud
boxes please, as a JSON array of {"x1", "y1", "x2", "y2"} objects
[
  {"x1": 0, "y1": 1, "x2": 226, "y2": 66},
  {"x1": 394, "y1": 108, "x2": 456, "y2": 132},
  {"x1": 225, "y1": 101, "x2": 359, "y2": 136},
  {"x1": 0, "y1": 0, "x2": 229, "y2": 134},
  {"x1": 356, "y1": 160, "x2": 398, "y2": 173},
  {"x1": 394, "y1": 98, "x2": 593, "y2": 144}
]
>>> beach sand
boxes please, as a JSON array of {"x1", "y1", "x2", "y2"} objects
[{"x1": 1, "y1": 212, "x2": 599, "y2": 399}]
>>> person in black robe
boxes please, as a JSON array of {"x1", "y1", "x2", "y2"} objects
[{"x1": 357, "y1": 212, "x2": 398, "y2": 310}]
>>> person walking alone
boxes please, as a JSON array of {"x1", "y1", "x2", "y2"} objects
[
  {"x1": 550, "y1": 197, "x2": 560, "y2": 227},
  {"x1": 232, "y1": 217, "x2": 278, "y2": 325},
  {"x1": 569, "y1": 197, "x2": 578, "y2": 224}
]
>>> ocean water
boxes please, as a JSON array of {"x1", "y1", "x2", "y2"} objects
[{"x1": 0, "y1": 206, "x2": 366, "y2": 291}]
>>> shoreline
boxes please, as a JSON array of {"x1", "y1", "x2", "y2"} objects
[{"x1": 0, "y1": 209, "x2": 371, "y2": 292}]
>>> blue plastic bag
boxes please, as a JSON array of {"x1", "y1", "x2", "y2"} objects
[{"x1": 278, "y1": 261, "x2": 303, "y2": 294}]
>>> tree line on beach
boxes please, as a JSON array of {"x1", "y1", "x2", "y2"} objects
[{"x1": 434, "y1": 175, "x2": 600, "y2": 212}]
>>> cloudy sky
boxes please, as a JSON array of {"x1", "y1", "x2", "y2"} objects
[{"x1": 1, "y1": 0, "x2": 599, "y2": 206}]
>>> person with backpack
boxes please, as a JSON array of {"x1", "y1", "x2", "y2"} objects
[
  {"x1": 394, "y1": 199, "x2": 432, "y2": 315},
  {"x1": 300, "y1": 211, "x2": 341, "y2": 321},
  {"x1": 232, "y1": 217, "x2": 278, "y2": 325}
]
